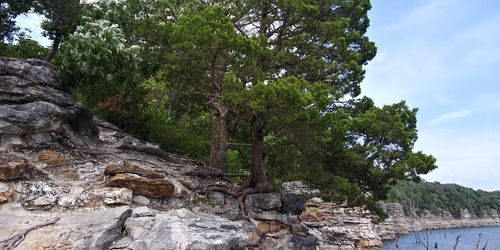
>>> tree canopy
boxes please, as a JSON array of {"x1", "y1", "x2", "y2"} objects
[{"x1": 3, "y1": 0, "x2": 437, "y2": 211}]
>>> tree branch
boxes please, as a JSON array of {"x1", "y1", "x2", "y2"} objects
[{"x1": 0, "y1": 217, "x2": 60, "y2": 249}]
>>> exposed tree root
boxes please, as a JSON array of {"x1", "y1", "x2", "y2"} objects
[
  {"x1": 188, "y1": 166, "x2": 247, "y2": 182},
  {"x1": 206, "y1": 173, "x2": 274, "y2": 213},
  {"x1": 0, "y1": 217, "x2": 60, "y2": 250},
  {"x1": 206, "y1": 185, "x2": 239, "y2": 197}
]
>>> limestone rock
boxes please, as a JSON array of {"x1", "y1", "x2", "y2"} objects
[
  {"x1": 98, "y1": 187, "x2": 133, "y2": 205},
  {"x1": 303, "y1": 200, "x2": 382, "y2": 249},
  {"x1": 254, "y1": 220, "x2": 287, "y2": 234},
  {"x1": 207, "y1": 191, "x2": 226, "y2": 205},
  {"x1": 132, "y1": 206, "x2": 155, "y2": 217},
  {"x1": 0, "y1": 206, "x2": 132, "y2": 249},
  {"x1": 133, "y1": 194, "x2": 151, "y2": 206},
  {"x1": 105, "y1": 163, "x2": 164, "y2": 178},
  {"x1": 19, "y1": 181, "x2": 58, "y2": 210},
  {"x1": 106, "y1": 173, "x2": 175, "y2": 199},
  {"x1": 0, "y1": 57, "x2": 97, "y2": 149},
  {"x1": 246, "y1": 193, "x2": 282, "y2": 211},
  {"x1": 282, "y1": 192, "x2": 306, "y2": 215},
  {"x1": 117, "y1": 208, "x2": 248, "y2": 250},
  {"x1": 245, "y1": 193, "x2": 306, "y2": 224},
  {"x1": 282, "y1": 181, "x2": 320, "y2": 196},
  {"x1": 0, "y1": 153, "x2": 28, "y2": 180},
  {"x1": 0, "y1": 182, "x2": 12, "y2": 204},
  {"x1": 35, "y1": 150, "x2": 65, "y2": 165}
]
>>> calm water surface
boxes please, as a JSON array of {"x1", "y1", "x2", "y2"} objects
[{"x1": 383, "y1": 226, "x2": 500, "y2": 250}]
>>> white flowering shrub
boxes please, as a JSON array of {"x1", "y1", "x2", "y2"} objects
[{"x1": 59, "y1": 16, "x2": 141, "y2": 90}]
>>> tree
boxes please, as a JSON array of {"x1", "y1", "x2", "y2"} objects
[
  {"x1": 56, "y1": 0, "x2": 437, "y2": 207},
  {"x1": 0, "y1": 3, "x2": 18, "y2": 44},
  {"x1": 223, "y1": 76, "x2": 333, "y2": 195},
  {"x1": 323, "y1": 98, "x2": 437, "y2": 200},
  {"x1": 161, "y1": 4, "x2": 262, "y2": 171},
  {"x1": 161, "y1": 0, "x2": 377, "y2": 173},
  {"x1": 36, "y1": 0, "x2": 82, "y2": 61}
]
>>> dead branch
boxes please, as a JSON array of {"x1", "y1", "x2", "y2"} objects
[
  {"x1": 0, "y1": 217, "x2": 60, "y2": 249},
  {"x1": 453, "y1": 234, "x2": 462, "y2": 250},
  {"x1": 46, "y1": 160, "x2": 93, "y2": 168},
  {"x1": 475, "y1": 233, "x2": 482, "y2": 250},
  {"x1": 61, "y1": 136, "x2": 88, "y2": 160},
  {"x1": 482, "y1": 239, "x2": 488, "y2": 250}
]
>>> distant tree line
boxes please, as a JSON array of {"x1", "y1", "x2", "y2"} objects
[{"x1": 387, "y1": 181, "x2": 500, "y2": 218}]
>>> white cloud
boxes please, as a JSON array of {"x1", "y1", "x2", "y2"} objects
[
  {"x1": 430, "y1": 110, "x2": 472, "y2": 123},
  {"x1": 15, "y1": 13, "x2": 51, "y2": 47},
  {"x1": 420, "y1": 130, "x2": 500, "y2": 191}
]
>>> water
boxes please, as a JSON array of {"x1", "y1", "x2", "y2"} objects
[{"x1": 382, "y1": 226, "x2": 500, "y2": 250}]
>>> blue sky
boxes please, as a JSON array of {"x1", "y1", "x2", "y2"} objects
[
  {"x1": 15, "y1": 0, "x2": 500, "y2": 191},
  {"x1": 364, "y1": 0, "x2": 500, "y2": 191},
  {"x1": 15, "y1": 13, "x2": 50, "y2": 46}
]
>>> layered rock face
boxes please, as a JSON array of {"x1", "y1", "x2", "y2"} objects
[{"x1": 0, "y1": 57, "x2": 97, "y2": 149}]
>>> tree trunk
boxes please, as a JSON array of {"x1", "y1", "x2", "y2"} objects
[
  {"x1": 241, "y1": 115, "x2": 273, "y2": 192},
  {"x1": 210, "y1": 102, "x2": 229, "y2": 172},
  {"x1": 45, "y1": 35, "x2": 61, "y2": 62}
]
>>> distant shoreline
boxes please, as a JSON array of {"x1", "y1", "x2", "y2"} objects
[{"x1": 377, "y1": 203, "x2": 500, "y2": 241}]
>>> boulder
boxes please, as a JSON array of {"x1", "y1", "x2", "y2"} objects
[
  {"x1": 246, "y1": 193, "x2": 282, "y2": 211},
  {"x1": 0, "y1": 153, "x2": 28, "y2": 180},
  {"x1": 106, "y1": 173, "x2": 175, "y2": 199},
  {"x1": 0, "y1": 206, "x2": 132, "y2": 249},
  {"x1": 245, "y1": 193, "x2": 306, "y2": 224},
  {"x1": 133, "y1": 195, "x2": 151, "y2": 206},
  {"x1": 105, "y1": 163, "x2": 163, "y2": 178},
  {"x1": 281, "y1": 192, "x2": 306, "y2": 215},
  {"x1": 0, "y1": 57, "x2": 97, "y2": 149},
  {"x1": 116, "y1": 208, "x2": 248, "y2": 249}
]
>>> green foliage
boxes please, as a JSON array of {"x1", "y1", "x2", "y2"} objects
[
  {"x1": 387, "y1": 181, "x2": 500, "y2": 218},
  {"x1": 0, "y1": 2, "x2": 19, "y2": 43},
  {"x1": 0, "y1": 33, "x2": 48, "y2": 59},
  {"x1": 58, "y1": 18, "x2": 141, "y2": 102},
  {"x1": 322, "y1": 98, "x2": 437, "y2": 200},
  {"x1": 54, "y1": 0, "x2": 437, "y2": 212},
  {"x1": 36, "y1": 0, "x2": 81, "y2": 41}
]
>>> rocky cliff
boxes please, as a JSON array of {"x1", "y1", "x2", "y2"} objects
[
  {"x1": 377, "y1": 203, "x2": 500, "y2": 241},
  {"x1": 0, "y1": 57, "x2": 385, "y2": 250}
]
